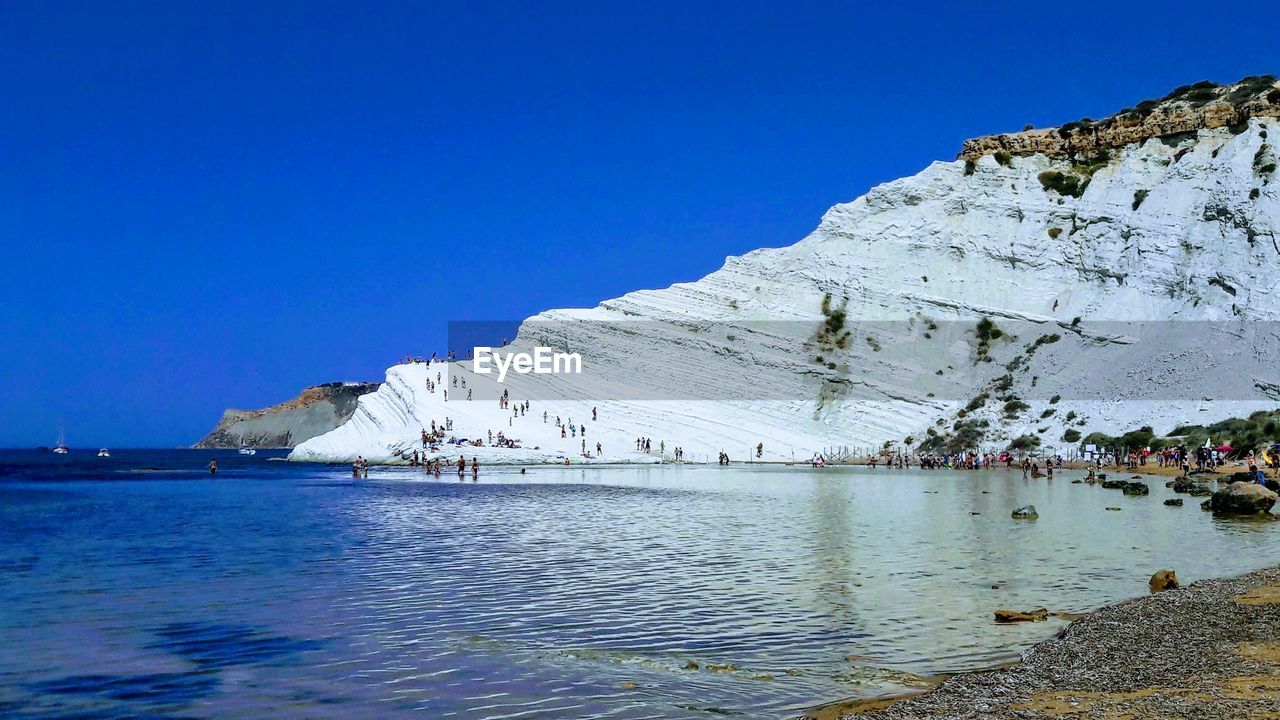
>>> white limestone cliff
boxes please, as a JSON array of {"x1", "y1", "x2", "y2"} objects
[{"x1": 292, "y1": 98, "x2": 1280, "y2": 465}]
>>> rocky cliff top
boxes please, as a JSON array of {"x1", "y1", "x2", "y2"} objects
[
  {"x1": 196, "y1": 382, "x2": 380, "y2": 448},
  {"x1": 961, "y1": 75, "x2": 1280, "y2": 161},
  {"x1": 218, "y1": 382, "x2": 380, "y2": 420}
]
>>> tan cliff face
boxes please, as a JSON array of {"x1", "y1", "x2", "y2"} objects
[
  {"x1": 961, "y1": 75, "x2": 1280, "y2": 161},
  {"x1": 196, "y1": 382, "x2": 380, "y2": 448}
]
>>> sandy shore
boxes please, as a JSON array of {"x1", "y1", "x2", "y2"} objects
[{"x1": 803, "y1": 565, "x2": 1280, "y2": 719}]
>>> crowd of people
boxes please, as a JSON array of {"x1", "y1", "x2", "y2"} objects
[{"x1": 861, "y1": 451, "x2": 1066, "y2": 471}]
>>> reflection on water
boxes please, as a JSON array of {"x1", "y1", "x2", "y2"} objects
[{"x1": 0, "y1": 451, "x2": 1275, "y2": 719}]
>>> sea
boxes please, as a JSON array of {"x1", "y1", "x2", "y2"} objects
[{"x1": 1, "y1": 449, "x2": 1275, "y2": 719}]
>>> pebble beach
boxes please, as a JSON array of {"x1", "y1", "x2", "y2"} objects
[{"x1": 817, "y1": 565, "x2": 1280, "y2": 719}]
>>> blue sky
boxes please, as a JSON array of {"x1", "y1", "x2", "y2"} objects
[{"x1": 2, "y1": 0, "x2": 1276, "y2": 447}]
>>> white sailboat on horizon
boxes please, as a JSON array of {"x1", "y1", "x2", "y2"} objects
[{"x1": 53, "y1": 426, "x2": 69, "y2": 454}]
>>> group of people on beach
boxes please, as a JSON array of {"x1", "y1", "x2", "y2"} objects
[{"x1": 849, "y1": 450, "x2": 1073, "y2": 478}]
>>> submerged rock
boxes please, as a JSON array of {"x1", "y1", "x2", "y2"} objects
[
  {"x1": 1101, "y1": 479, "x2": 1128, "y2": 489},
  {"x1": 1122, "y1": 482, "x2": 1150, "y2": 496},
  {"x1": 1209, "y1": 482, "x2": 1278, "y2": 515},
  {"x1": 1164, "y1": 498, "x2": 1184, "y2": 507},
  {"x1": 1149, "y1": 569, "x2": 1180, "y2": 593},
  {"x1": 1011, "y1": 505, "x2": 1038, "y2": 520},
  {"x1": 994, "y1": 608, "x2": 1049, "y2": 623}
]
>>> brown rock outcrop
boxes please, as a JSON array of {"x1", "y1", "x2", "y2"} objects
[
  {"x1": 960, "y1": 75, "x2": 1280, "y2": 161},
  {"x1": 196, "y1": 381, "x2": 380, "y2": 448}
]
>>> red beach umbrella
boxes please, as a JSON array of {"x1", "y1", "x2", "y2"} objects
[{"x1": 1215, "y1": 444, "x2": 1234, "y2": 453}]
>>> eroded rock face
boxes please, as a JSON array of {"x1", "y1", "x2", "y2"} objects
[
  {"x1": 961, "y1": 76, "x2": 1280, "y2": 161},
  {"x1": 1149, "y1": 569, "x2": 1180, "y2": 593},
  {"x1": 1209, "y1": 482, "x2": 1279, "y2": 516},
  {"x1": 196, "y1": 382, "x2": 380, "y2": 448}
]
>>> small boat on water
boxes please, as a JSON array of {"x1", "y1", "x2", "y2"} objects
[
  {"x1": 53, "y1": 427, "x2": 69, "y2": 454},
  {"x1": 238, "y1": 447, "x2": 256, "y2": 456},
  {"x1": 98, "y1": 448, "x2": 110, "y2": 458}
]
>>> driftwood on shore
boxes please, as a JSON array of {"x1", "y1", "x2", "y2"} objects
[{"x1": 839, "y1": 566, "x2": 1280, "y2": 720}]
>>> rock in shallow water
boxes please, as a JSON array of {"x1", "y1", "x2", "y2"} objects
[
  {"x1": 994, "y1": 608, "x2": 1049, "y2": 623},
  {"x1": 1122, "y1": 482, "x2": 1150, "y2": 496},
  {"x1": 1011, "y1": 505, "x2": 1038, "y2": 520},
  {"x1": 1164, "y1": 498, "x2": 1184, "y2": 506},
  {"x1": 1209, "y1": 482, "x2": 1278, "y2": 515}
]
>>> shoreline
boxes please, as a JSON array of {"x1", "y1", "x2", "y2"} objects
[{"x1": 801, "y1": 564, "x2": 1280, "y2": 719}]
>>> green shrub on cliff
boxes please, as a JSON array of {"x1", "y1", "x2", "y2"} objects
[
  {"x1": 1038, "y1": 170, "x2": 1089, "y2": 198},
  {"x1": 1003, "y1": 399, "x2": 1029, "y2": 417},
  {"x1": 1008, "y1": 435, "x2": 1041, "y2": 451}
]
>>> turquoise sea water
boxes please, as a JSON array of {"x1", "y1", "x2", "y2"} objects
[{"x1": 1, "y1": 450, "x2": 1275, "y2": 718}]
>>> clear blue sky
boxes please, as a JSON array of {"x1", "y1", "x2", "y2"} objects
[{"x1": 2, "y1": 1, "x2": 1276, "y2": 447}]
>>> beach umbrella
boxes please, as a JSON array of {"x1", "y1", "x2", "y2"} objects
[{"x1": 1216, "y1": 444, "x2": 1234, "y2": 453}]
